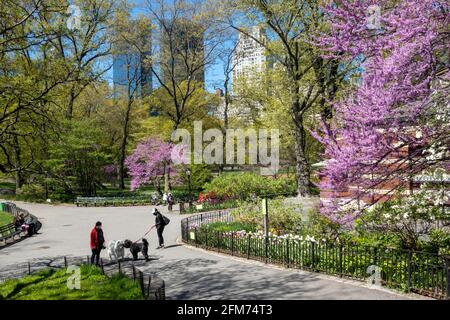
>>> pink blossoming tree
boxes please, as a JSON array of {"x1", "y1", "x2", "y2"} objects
[
  {"x1": 315, "y1": 0, "x2": 449, "y2": 225},
  {"x1": 125, "y1": 137, "x2": 184, "y2": 192}
]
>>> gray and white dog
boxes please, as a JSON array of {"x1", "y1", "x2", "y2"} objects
[{"x1": 107, "y1": 240, "x2": 125, "y2": 262}]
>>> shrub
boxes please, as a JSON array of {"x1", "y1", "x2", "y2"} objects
[
  {"x1": 178, "y1": 164, "x2": 213, "y2": 190},
  {"x1": 421, "y1": 229, "x2": 450, "y2": 255},
  {"x1": 203, "y1": 172, "x2": 296, "y2": 200},
  {"x1": 302, "y1": 209, "x2": 344, "y2": 241},
  {"x1": 231, "y1": 199, "x2": 303, "y2": 235},
  {"x1": 200, "y1": 221, "x2": 257, "y2": 233},
  {"x1": 16, "y1": 184, "x2": 46, "y2": 202},
  {"x1": 181, "y1": 199, "x2": 238, "y2": 214},
  {"x1": 358, "y1": 182, "x2": 449, "y2": 251},
  {"x1": 197, "y1": 191, "x2": 230, "y2": 205}
]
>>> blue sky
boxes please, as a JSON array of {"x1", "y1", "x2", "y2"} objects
[{"x1": 104, "y1": 0, "x2": 228, "y2": 92}]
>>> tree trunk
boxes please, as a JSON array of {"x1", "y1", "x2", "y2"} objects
[
  {"x1": 294, "y1": 123, "x2": 311, "y2": 196},
  {"x1": 290, "y1": 80, "x2": 311, "y2": 196},
  {"x1": 154, "y1": 179, "x2": 163, "y2": 196},
  {"x1": 119, "y1": 142, "x2": 127, "y2": 190},
  {"x1": 164, "y1": 168, "x2": 170, "y2": 192},
  {"x1": 65, "y1": 86, "x2": 76, "y2": 119},
  {"x1": 13, "y1": 134, "x2": 23, "y2": 190}
]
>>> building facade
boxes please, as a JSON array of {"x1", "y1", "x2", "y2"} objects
[
  {"x1": 160, "y1": 19, "x2": 205, "y2": 85},
  {"x1": 232, "y1": 26, "x2": 268, "y2": 92},
  {"x1": 113, "y1": 19, "x2": 152, "y2": 98}
]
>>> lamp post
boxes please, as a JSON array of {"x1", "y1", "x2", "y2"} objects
[{"x1": 186, "y1": 168, "x2": 192, "y2": 206}]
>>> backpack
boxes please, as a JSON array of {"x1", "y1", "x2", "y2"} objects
[{"x1": 162, "y1": 215, "x2": 170, "y2": 225}]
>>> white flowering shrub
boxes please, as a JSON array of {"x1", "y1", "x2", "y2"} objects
[{"x1": 362, "y1": 171, "x2": 449, "y2": 251}]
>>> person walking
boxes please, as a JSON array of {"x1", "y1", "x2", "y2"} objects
[
  {"x1": 90, "y1": 221, "x2": 105, "y2": 266},
  {"x1": 152, "y1": 208, "x2": 169, "y2": 249},
  {"x1": 167, "y1": 192, "x2": 174, "y2": 212}
]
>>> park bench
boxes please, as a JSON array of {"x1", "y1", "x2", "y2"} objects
[
  {"x1": 0, "y1": 223, "x2": 21, "y2": 244},
  {"x1": 0, "y1": 202, "x2": 41, "y2": 246}
]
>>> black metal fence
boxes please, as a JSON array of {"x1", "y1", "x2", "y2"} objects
[
  {"x1": 0, "y1": 255, "x2": 165, "y2": 300},
  {"x1": 1, "y1": 202, "x2": 38, "y2": 223},
  {"x1": 181, "y1": 211, "x2": 450, "y2": 300},
  {"x1": 180, "y1": 209, "x2": 233, "y2": 241}
]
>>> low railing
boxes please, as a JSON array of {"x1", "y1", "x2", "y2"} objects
[
  {"x1": 181, "y1": 211, "x2": 450, "y2": 300},
  {"x1": 180, "y1": 209, "x2": 233, "y2": 241}
]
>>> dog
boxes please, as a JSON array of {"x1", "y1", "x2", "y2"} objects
[
  {"x1": 107, "y1": 240, "x2": 125, "y2": 262},
  {"x1": 123, "y1": 238, "x2": 149, "y2": 261}
]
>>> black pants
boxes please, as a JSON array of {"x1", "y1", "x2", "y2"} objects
[
  {"x1": 157, "y1": 226, "x2": 165, "y2": 247},
  {"x1": 27, "y1": 223, "x2": 35, "y2": 236},
  {"x1": 91, "y1": 248, "x2": 102, "y2": 266}
]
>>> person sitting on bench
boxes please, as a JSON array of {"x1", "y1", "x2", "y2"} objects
[{"x1": 15, "y1": 214, "x2": 36, "y2": 236}]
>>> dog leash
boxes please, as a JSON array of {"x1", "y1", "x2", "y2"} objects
[{"x1": 133, "y1": 225, "x2": 155, "y2": 244}]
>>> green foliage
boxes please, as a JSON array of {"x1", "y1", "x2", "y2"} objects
[
  {"x1": 231, "y1": 199, "x2": 303, "y2": 235},
  {"x1": 181, "y1": 199, "x2": 239, "y2": 214},
  {"x1": 203, "y1": 172, "x2": 296, "y2": 200},
  {"x1": 358, "y1": 182, "x2": 449, "y2": 250},
  {"x1": 0, "y1": 265, "x2": 142, "y2": 300},
  {"x1": 0, "y1": 211, "x2": 13, "y2": 227},
  {"x1": 422, "y1": 229, "x2": 450, "y2": 255},
  {"x1": 178, "y1": 164, "x2": 213, "y2": 191},
  {"x1": 200, "y1": 221, "x2": 257, "y2": 233},
  {"x1": 16, "y1": 184, "x2": 46, "y2": 202},
  {"x1": 45, "y1": 119, "x2": 112, "y2": 198},
  {"x1": 301, "y1": 209, "x2": 343, "y2": 241}
]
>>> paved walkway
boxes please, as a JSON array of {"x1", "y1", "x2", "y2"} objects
[{"x1": 0, "y1": 202, "x2": 424, "y2": 300}]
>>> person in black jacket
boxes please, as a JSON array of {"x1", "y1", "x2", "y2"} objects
[{"x1": 152, "y1": 208, "x2": 166, "y2": 249}]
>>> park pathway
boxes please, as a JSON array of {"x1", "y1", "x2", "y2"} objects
[{"x1": 0, "y1": 202, "x2": 426, "y2": 300}]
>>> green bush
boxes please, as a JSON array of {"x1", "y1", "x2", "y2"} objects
[
  {"x1": 200, "y1": 221, "x2": 257, "y2": 233},
  {"x1": 354, "y1": 181, "x2": 449, "y2": 251},
  {"x1": 181, "y1": 200, "x2": 239, "y2": 214},
  {"x1": 16, "y1": 184, "x2": 46, "y2": 202},
  {"x1": 301, "y1": 209, "x2": 343, "y2": 241},
  {"x1": 231, "y1": 199, "x2": 303, "y2": 235},
  {"x1": 203, "y1": 172, "x2": 296, "y2": 200},
  {"x1": 422, "y1": 229, "x2": 450, "y2": 255},
  {"x1": 178, "y1": 164, "x2": 213, "y2": 190}
]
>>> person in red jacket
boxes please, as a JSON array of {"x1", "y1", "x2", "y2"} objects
[{"x1": 90, "y1": 221, "x2": 105, "y2": 266}]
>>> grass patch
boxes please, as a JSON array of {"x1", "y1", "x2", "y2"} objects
[
  {"x1": 0, "y1": 211, "x2": 13, "y2": 227},
  {"x1": 0, "y1": 265, "x2": 143, "y2": 300}
]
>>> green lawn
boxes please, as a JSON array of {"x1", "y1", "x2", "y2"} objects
[
  {"x1": 0, "y1": 265, "x2": 143, "y2": 300},
  {"x1": 0, "y1": 211, "x2": 13, "y2": 227}
]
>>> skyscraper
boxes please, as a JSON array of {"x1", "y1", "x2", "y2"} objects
[
  {"x1": 113, "y1": 19, "x2": 152, "y2": 98},
  {"x1": 160, "y1": 19, "x2": 205, "y2": 85},
  {"x1": 232, "y1": 26, "x2": 268, "y2": 92}
]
